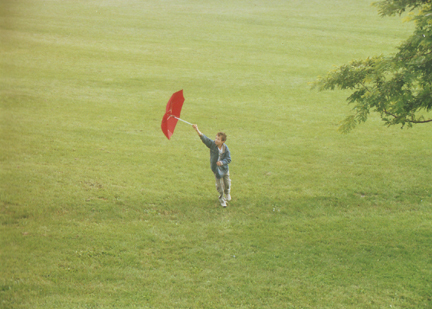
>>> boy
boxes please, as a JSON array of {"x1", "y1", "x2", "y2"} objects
[{"x1": 192, "y1": 124, "x2": 231, "y2": 207}]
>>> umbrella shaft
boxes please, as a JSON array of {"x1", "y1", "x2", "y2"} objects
[{"x1": 173, "y1": 116, "x2": 192, "y2": 125}]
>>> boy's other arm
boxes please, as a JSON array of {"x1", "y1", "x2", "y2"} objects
[{"x1": 219, "y1": 148, "x2": 231, "y2": 166}]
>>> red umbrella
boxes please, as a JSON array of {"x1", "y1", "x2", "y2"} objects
[{"x1": 161, "y1": 90, "x2": 192, "y2": 140}]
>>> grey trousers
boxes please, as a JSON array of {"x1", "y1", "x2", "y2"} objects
[{"x1": 215, "y1": 172, "x2": 231, "y2": 199}]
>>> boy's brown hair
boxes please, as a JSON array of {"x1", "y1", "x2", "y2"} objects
[{"x1": 217, "y1": 132, "x2": 227, "y2": 142}]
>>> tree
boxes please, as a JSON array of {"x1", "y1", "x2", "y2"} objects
[{"x1": 313, "y1": 0, "x2": 432, "y2": 133}]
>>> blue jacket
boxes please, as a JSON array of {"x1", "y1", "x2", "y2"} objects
[{"x1": 200, "y1": 134, "x2": 231, "y2": 179}]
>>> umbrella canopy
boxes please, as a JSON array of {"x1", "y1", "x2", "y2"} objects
[{"x1": 161, "y1": 90, "x2": 185, "y2": 140}]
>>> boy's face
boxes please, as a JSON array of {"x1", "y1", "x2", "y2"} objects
[{"x1": 215, "y1": 135, "x2": 225, "y2": 147}]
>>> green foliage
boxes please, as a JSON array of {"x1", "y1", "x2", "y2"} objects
[
  {"x1": 314, "y1": 0, "x2": 432, "y2": 133},
  {"x1": 373, "y1": 0, "x2": 431, "y2": 16}
]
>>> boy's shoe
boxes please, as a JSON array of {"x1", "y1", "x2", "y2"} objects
[
  {"x1": 225, "y1": 194, "x2": 231, "y2": 201},
  {"x1": 219, "y1": 195, "x2": 227, "y2": 207}
]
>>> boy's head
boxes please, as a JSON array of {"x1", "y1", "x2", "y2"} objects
[{"x1": 215, "y1": 132, "x2": 227, "y2": 147}]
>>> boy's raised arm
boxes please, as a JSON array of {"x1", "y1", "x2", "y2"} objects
[
  {"x1": 193, "y1": 124, "x2": 213, "y2": 148},
  {"x1": 192, "y1": 124, "x2": 203, "y2": 137}
]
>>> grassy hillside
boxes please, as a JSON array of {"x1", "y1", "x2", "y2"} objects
[{"x1": 1, "y1": 0, "x2": 431, "y2": 308}]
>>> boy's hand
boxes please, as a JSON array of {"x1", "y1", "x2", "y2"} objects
[{"x1": 217, "y1": 161, "x2": 223, "y2": 166}]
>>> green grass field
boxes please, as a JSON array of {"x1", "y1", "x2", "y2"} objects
[{"x1": 1, "y1": 0, "x2": 431, "y2": 308}]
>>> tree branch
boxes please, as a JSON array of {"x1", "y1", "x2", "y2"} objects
[
  {"x1": 383, "y1": 109, "x2": 432, "y2": 123},
  {"x1": 411, "y1": 118, "x2": 432, "y2": 123},
  {"x1": 383, "y1": 109, "x2": 399, "y2": 119}
]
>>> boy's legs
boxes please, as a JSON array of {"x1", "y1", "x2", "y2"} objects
[
  {"x1": 214, "y1": 174, "x2": 226, "y2": 206},
  {"x1": 223, "y1": 172, "x2": 231, "y2": 199},
  {"x1": 215, "y1": 172, "x2": 231, "y2": 205}
]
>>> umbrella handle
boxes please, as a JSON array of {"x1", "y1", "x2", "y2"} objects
[{"x1": 172, "y1": 116, "x2": 193, "y2": 126}]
